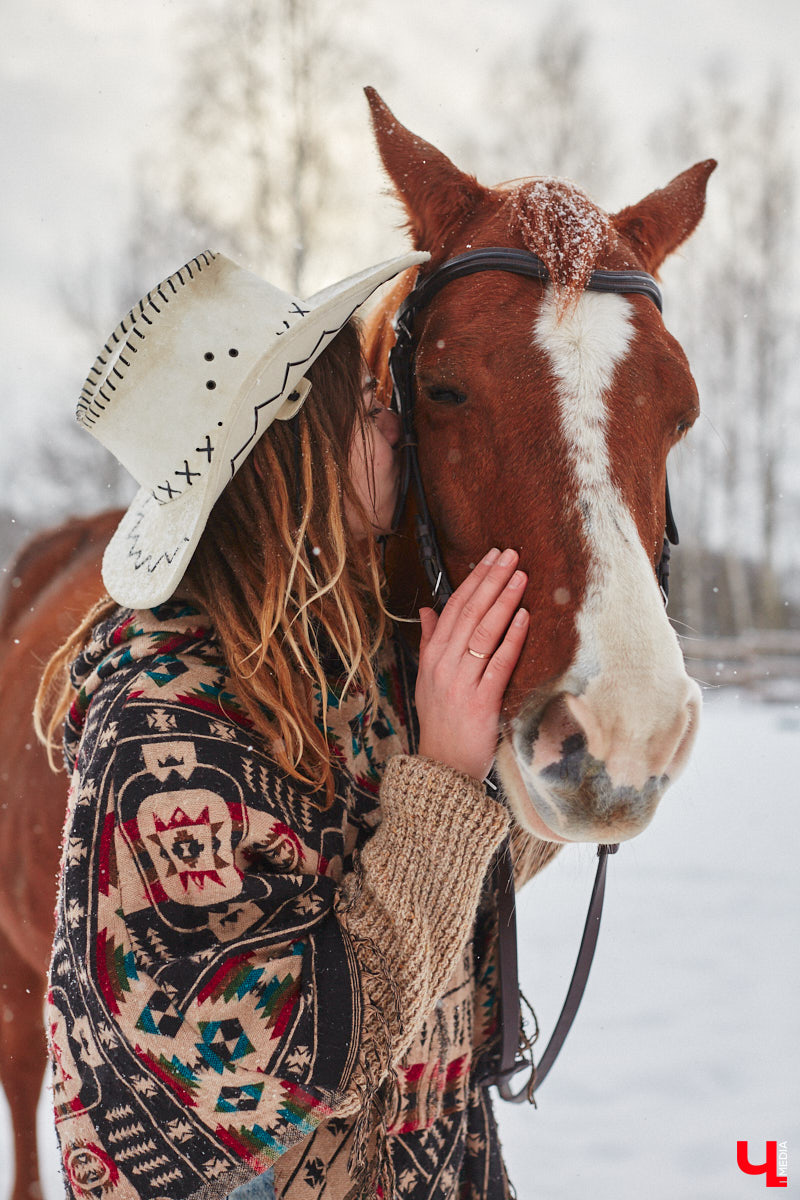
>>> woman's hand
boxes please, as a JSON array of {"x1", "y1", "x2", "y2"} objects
[{"x1": 415, "y1": 547, "x2": 529, "y2": 781}]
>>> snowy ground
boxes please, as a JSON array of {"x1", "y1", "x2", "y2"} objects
[
  {"x1": 1, "y1": 692, "x2": 797, "y2": 1199},
  {"x1": 498, "y1": 690, "x2": 799, "y2": 1199}
]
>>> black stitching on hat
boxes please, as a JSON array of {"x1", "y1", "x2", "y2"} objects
[
  {"x1": 77, "y1": 251, "x2": 218, "y2": 426},
  {"x1": 205, "y1": 352, "x2": 214, "y2": 361},
  {"x1": 175, "y1": 460, "x2": 201, "y2": 485},
  {"x1": 228, "y1": 348, "x2": 239, "y2": 357},
  {"x1": 206, "y1": 380, "x2": 216, "y2": 390},
  {"x1": 230, "y1": 310, "x2": 359, "y2": 474}
]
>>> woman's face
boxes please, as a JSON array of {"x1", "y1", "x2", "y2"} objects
[{"x1": 346, "y1": 373, "x2": 402, "y2": 537}]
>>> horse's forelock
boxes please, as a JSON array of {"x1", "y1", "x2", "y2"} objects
[{"x1": 506, "y1": 179, "x2": 613, "y2": 310}]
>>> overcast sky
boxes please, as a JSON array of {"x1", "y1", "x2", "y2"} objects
[{"x1": 1, "y1": 0, "x2": 798, "y2": 506}]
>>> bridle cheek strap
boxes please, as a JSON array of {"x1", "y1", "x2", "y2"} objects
[{"x1": 490, "y1": 836, "x2": 619, "y2": 1101}]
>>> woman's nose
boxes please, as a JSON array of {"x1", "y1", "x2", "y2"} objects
[{"x1": 378, "y1": 407, "x2": 402, "y2": 447}]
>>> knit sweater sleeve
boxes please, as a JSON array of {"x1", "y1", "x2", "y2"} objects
[{"x1": 336, "y1": 755, "x2": 509, "y2": 1072}]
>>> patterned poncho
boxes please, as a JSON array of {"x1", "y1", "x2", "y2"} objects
[{"x1": 47, "y1": 601, "x2": 548, "y2": 1200}]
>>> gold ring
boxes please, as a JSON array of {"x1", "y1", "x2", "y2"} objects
[{"x1": 468, "y1": 647, "x2": 490, "y2": 660}]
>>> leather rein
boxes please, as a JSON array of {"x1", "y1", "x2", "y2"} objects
[{"x1": 386, "y1": 247, "x2": 678, "y2": 1101}]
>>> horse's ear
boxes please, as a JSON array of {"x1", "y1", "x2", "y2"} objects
[
  {"x1": 365, "y1": 87, "x2": 487, "y2": 252},
  {"x1": 612, "y1": 159, "x2": 717, "y2": 274}
]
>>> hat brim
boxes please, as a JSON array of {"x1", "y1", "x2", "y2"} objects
[
  {"x1": 101, "y1": 249, "x2": 428, "y2": 609},
  {"x1": 102, "y1": 482, "x2": 216, "y2": 610}
]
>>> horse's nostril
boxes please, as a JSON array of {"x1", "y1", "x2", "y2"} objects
[{"x1": 531, "y1": 693, "x2": 588, "y2": 769}]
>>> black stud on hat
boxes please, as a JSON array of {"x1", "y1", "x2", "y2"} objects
[{"x1": 79, "y1": 248, "x2": 428, "y2": 609}]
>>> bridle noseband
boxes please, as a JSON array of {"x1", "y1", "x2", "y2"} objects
[
  {"x1": 388, "y1": 246, "x2": 679, "y2": 607},
  {"x1": 387, "y1": 248, "x2": 681, "y2": 1100}
]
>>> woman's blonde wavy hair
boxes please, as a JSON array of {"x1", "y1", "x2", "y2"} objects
[{"x1": 35, "y1": 320, "x2": 390, "y2": 808}]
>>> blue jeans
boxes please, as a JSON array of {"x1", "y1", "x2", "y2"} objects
[{"x1": 227, "y1": 1167, "x2": 276, "y2": 1200}]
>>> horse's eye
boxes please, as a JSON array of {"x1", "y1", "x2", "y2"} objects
[{"x1": 428, "y1": 386, "x2": 467, "y2": 406}]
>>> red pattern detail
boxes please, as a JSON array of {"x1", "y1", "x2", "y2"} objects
[
  {"x1": 270, "y1": 987, "x2": 300, "y2": 1042},
  {"x1": 63, "y1": 1140, "x2": 120, "y2": 1196},
  {"x1": 280, "y1": 1078, "x2": 332, "y2": 1115},
  {"x1": 153, "y1": 628, "x2": 212, "y2": 656},
  {"x1": 97, "y1": 812, "x2": 116, "y2": 897},
  {"x1": 175, "y1": 691, "x2": 254, "y2": 727},
  {"x1": 197, "y1": 951, "x2": 256, "y2": 1005},
  {"x1": 135, "y1": 1045, "x2": 198, "y2": 1108},
  {"x1": 213, "y1": 1123, "x2": 268, "y2": 1171},
  {"x1": 94, "y1": 929, "x2": 120, "y2": 1016},
  {"x1": 153, "y1": 805, "x2": 211, "y2": 833}
]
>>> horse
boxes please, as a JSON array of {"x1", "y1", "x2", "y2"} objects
[
  {"x1": 0, "y1": 87, "x2": 713, "y2": 1200},
  {"x1": 0, "y1": 510, "x2": 122, "y2": 1200}
]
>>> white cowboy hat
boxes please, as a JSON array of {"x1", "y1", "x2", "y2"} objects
[{"x1": 77, "y1": 248, "x2": 428, "y2": 609}]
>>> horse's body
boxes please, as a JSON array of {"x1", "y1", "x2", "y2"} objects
[
  {"x1": 0, "y1": 91, "x2": 713, "y2": 1200},
  {"x1": 0, "y1": 511, "x2": 121, "y2": 1200}
]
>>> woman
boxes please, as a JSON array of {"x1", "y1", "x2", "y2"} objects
[{"x1": 36, "y1": 249, "x2": 541, "y2": 1200}]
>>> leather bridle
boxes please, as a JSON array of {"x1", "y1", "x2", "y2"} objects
[
  {"x1": 386, "y1": 247, "x2": 679, "y2": 1101},
  {"x1": 388, "y1": 246, "x2": 678, "y2": 606}
]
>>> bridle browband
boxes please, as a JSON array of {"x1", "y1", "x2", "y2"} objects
[
  {"x1": 386, "y1": 247, "x2": 680, "y2": 1101},
  {"x1": 388, "y1": 246, "x2": 679, "y2": 607}
]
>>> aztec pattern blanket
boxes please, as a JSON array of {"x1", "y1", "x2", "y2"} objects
[{"x1": 47, "y1": 601, "x2": 526, "y2": 1200}]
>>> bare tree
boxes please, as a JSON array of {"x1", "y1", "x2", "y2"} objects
[
  {"x1": 151, "y1": 0, "x2": 363, "y2": 293},
  {"x1": 655, "y1": 70, "x2": 798, "y2": 634},
  {"x1": 35, "y1": 0, "x2": 377, "y2": 522},
  {"x1": 460, "y1": 3, "x2": 615, "y2": 195}
]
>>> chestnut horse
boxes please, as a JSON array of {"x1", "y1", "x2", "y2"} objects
[{"x1": 0, "y1": 88, "x2": 713, "y2": 1200}]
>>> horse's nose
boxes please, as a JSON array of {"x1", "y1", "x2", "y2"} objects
[{"x1": 535, "y1": 678, "x2": 701, "y2": 790}]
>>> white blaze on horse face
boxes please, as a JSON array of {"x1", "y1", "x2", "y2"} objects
[{"x1": 503, "y1": 290, "x2": 701, "y2": 843}]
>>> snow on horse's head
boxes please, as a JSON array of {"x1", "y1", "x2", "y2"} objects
[{"x1": 366, "y1": 89, "x2": 715, "y2": 843}]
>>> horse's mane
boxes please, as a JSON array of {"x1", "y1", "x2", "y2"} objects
[{"x1": 506, "y1": 178, "x2": 613, "y2": 309}]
